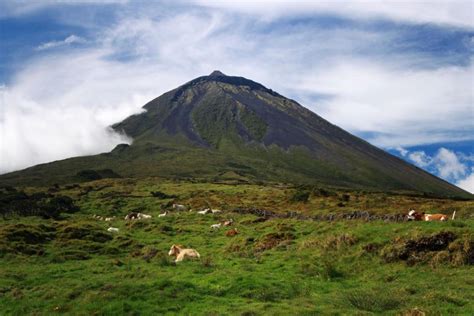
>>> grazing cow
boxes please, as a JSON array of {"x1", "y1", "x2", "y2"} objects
[
  {"x1": 105, "y1": 217, "x2": 115, "y2": 221},
  {"x1": 172, "y1": 204, "x2": 187, "y2": 212},
  {"x1": 125, "y1": 212, "x2": 139, "y2": 220},
  {"x1": 158, "y1": 211, "x2": 167, "y2": 218},
  {"x1": 137, "y1": 213, "x2": 152, "y2": 219},
  {"x1": 168, "y1": 244, "x2": 200, "y2": 263},
  {"x1": 211, "y1": 209, "x2": 222, "y2": 214},
  {"x1": 223, "y1": 219, "x2": 234, "y2": 226},
  {"x1": 210, "y1": 223, "x2": 221, "y2": 229},
  {"x1": 226, "y1": 228, "x2": 239, "y2": 237},
  {"x1": 198, "y1": 209, "x2": 211, "y2": 215},
  {"x1": 107, "y1": 227, "x2": 119, "y2": 233}
]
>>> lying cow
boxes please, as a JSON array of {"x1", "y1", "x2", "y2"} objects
[
  {"x1": 124, "y1": 212, "x2": 139, "y2": 220},
  {"x1": 198, "y1": 208, "x2": 211, "y2": 215},
  {"x1": 107, "y1": 227, "x2": 119, "y2": 233},
  {"x1": 223, "y1": 219, "x2": 234, "y2": 226},
  {"x1": 407, "y1": 210, "x2": 455, "y2": 221},
  {"x1": 168, "y1": 244, "x2": 200, "y2": 263},
  {"x1": 210, "y1": 223, "x2": 222, "y2": 229},
  {"x1": 226, "y1": 228, "x2": 239, "y2": 237},
  {"x1": 137, "y1": 213, "x2": 152, "y2": 219},
  {"x1": 158, "y1": 211, "x2": 167, "y2": 217},
  {"x1": 172, "y1": 204, "x2": 187, "y2": 212}
]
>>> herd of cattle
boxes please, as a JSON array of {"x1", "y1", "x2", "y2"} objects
[{"x1": 91, "y1": 204, "x2": 457, "y2": 262}]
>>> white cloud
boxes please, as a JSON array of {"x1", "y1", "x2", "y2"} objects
[
  {"x1": 36, "y1": 35, "x2": 86, "y2": 51},
  {"x1": 407, "y1": 147, "x2": 468, "y2": 180},
  {"x1": 297, "y1": 60, "x2": 474, "y2": 148},
  {"x1": 0, "y1": 0, "x2": 128, "y2": 18},
  {"x1": 405, "y1": 147, "x2": 473, "y2": 192},
  {"x1": 395, "y1": 147, "x2": 408, "y2": 157},
  {"x1": 457, "y1": 169, "x2": 474, "y2": 193},
  {"x1": 408, "y1": 151, "x2": 432, "y2": 168},
  {"x1": 433, "y1": 148, "x2": 467, "y2": 180},
  {"x1": 193, "y1": 0, "x2": 474, "y2": 29}
]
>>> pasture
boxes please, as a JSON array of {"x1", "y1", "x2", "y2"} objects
[{"x1": 0, "y1": 179, "x2": 473, "y2": 315}]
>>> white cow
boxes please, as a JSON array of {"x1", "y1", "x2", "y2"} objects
[
  {"x1": 107, "y1": 227, "x2": 119, "y2": 233},
  {"x1": 137, "y1": 213, "x2": 152, "y2": 219},
  {"x1": 172, "y1": 204, "x2": 187, "y2": 211},
  {"x1": 198, "y1": 208, "x2": 211, "y2": 215}
]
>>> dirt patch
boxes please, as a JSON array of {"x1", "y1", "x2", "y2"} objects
[
  {"x1": 56, "y1": 224, "x2": 112, "y2": 243},
  {"x1": 255, "y1": 232, "x2": 295, "y2": 252},
  {"x1": 300, "y1": 233, "x2": 358, "y2": 251},
  {"x1": 381, "y1": 231, "x2": 473, "y2": 266}
]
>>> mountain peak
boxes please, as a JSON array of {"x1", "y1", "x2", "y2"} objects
[{"x1": 209, "y1": 70, "x2": 226, "y2": 77}]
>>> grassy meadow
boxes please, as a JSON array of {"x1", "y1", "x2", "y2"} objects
[{"x1": 1, "y1": 178, "x2": 473, "y2": 315}]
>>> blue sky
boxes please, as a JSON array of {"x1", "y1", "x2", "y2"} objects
[{"x1": 0, "y1": 0, "x2": 473, "y2": 192}]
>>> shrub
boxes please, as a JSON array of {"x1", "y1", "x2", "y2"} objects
[
  {"x1": 0, "y1": 190, "x2": 78, "y2": 219},
  {"x1": 290, "y1": 189, "x2": 310, "y2": 203},
  {"x1": 340, "y1": 194, "x2": 350, "y2": 202},
  {"x1": 151, "y1": 191, "x2": 178, "y2": 199}
]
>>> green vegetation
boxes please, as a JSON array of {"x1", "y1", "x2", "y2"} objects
[
  {"x1": 0, "y1": 178, "x2": 473, "y2": 315},
  {"x1": 238, "y1": 105, "x2": 268, "y2": 141}
]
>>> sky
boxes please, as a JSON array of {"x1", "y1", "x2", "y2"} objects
[{"x1": 0, "y1": 0, "x2": 473, "y2": 192}]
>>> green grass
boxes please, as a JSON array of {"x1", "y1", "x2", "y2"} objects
[{"x1": 0, "y1": 179, "x2": 473, "y2": 315}]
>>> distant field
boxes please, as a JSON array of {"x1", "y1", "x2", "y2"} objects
[{"x1": 1, "y1": 179, "x2": 473, "y2": 315}]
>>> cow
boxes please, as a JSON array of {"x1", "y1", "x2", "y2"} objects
[
  {"x1": 226, "y1": 228, "x2": 239, "y2": 237},
  {"x1": 198, "y1": 208, "x2": 211, "y2": 215},
  {"x1": 137, "y1": 213, "x2": 152, "y2": 219},
  {"x1": 107, "y1": 227, "x2": 119, "y2": 233},
  {"x1": 158, "y1": 211, "x2": 167, "y2": 217},
  {"x1": 125, "y1": 212, "x2": 139, "y2": 220},
  {"x1": 407, "y1": 210, "x2": 455, "y2": 222},
  {"x1": 168, "y1": 244, "x2": 200, "y2": 263},
  {"x1": 223, "y1": 219, "x2": 234, "y2": 226},
  {"x1": 210, "y1": 223, "x2": 221, "y2": 229},
  {"x1": 211, "y1": 209, "x2": 222, "y2": 214},
  {"x1": 105, "y1": 217, "x2": 115, "y2": 221},
  {"x1": 172, "y1": 204, "x2": 187, "y2": 212}
]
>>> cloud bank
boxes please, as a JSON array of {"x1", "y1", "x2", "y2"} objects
[
  {"x1": 193, "y1": 0, "x2": 474, "y2": 28},
  {"x1": 403, "y1": 147, "x2": 473, "y2": 192}
]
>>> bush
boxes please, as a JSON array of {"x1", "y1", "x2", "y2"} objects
[
  {"x1": 151, "y1": 191, "x2": 178, "y2": 199},
  {"x1": 340, "y1": 194, "x2": 350, "y2": 202},
  {"x1": 0, "y1": 190, "x2": 79, "y2": 219},
  {"x1": 290, "y1": 189, "x2": 310, "y2": 203},
  {"x1": 76, "y1": 169, "x2": 121, "y2": 181}
]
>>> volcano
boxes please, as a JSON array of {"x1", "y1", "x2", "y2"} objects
[{"x1": 1, "y1": 71, "x2": 470, "y2": 198}]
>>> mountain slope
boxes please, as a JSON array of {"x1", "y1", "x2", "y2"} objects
[{"x1": 1, "y1": 71, "x2": 471, "y2": 198}]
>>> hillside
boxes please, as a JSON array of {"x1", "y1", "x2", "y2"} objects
[
  {"x1": 0, "y1": 71, "x2": 471, "y2": 198},
  {"x1": 1, "y1": 179, "x2": 473, "y2": 314}
]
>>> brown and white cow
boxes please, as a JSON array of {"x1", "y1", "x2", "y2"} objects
[{"x1": 407, "y1": 210, "x2": 455, "y2": 221}]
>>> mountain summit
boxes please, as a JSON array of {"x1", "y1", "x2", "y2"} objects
[{"x1": 1, "y1": 72, "x2": 471, "y2": 198}]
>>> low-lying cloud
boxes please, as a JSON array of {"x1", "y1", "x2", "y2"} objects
[{"x1": 402, "y1": 147, "x2": 473, "y2": 193}]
